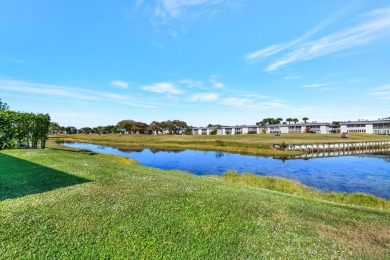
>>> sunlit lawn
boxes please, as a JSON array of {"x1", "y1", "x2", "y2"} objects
[{"x1": 1, "y1": 148, "x2": 390, "y2": 258}]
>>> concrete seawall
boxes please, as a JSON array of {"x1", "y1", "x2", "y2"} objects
[
  {"x1": 293, "y1": 148, "x2": 390, "y2": 159},
  {"x1": 274, "y1": 140, "x2": 390, "y2": 152}
]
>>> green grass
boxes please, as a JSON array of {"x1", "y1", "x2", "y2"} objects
[
  {"x1": 51, "y1": 133, "x2": 390, "y2": 157},
  {"x1": 1, "y1": 148, "x2": 390, "y2": 259},
  {"x1": 218, "y1": 170, "x2": 390, "y2": 209}
]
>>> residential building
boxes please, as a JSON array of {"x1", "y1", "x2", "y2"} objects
[{"x1": 340, "y1": 118, "x2": 390, "y2": 134}]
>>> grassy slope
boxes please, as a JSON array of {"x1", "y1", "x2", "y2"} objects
[
  {"x1": 1, "y1": 149, "x2": 390, "y2": 259},
  {"x1": 51, "y1": 133, "x2": 390, "y2": 157}
]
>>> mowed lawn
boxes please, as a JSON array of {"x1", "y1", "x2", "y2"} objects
[
  {"x1": 1, "y1": 148, "x2": 390, "y2": 259},
  {"x1": 51, "y1": 132, "x2": 390, "y2": 157}
]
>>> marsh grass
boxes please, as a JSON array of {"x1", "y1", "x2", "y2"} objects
[
  {"x1": 219, "y1": 171, "x2": 390, "y2": 209},
  {"x1": 1, "y1": 148, "x2": 390, "y2": 258}
]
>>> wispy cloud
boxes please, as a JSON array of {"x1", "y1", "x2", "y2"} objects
[
  {"x1": 190, "y1": 93, "x2": 219, "y2": 102},
  {"x1": 219, "y1": 96, "x2": 286, "y2": 110},
  {"x1": 110, "y1": 80, "x2": 129, "y2": 88},
  {"x1": 179, "y1": 79, "x2": 207, "y2": 89},
  {"x1": 255, "y1": 100, "x2": 288, "y2": 110},
  {"x1": 155, "y1": 0, "x2": 229, "y2": 18},
  {"x1": 246, "y1": 6, "x2": 390, "y2": 72},
  {"x1": 284, "y1": 75, "x2": 300, "y2": 80},
  {"x1": 303, "y1": 83, "x2": 326, "y2": 88},
  {"x1": 220, "y1": 97, "x2": 251, "y2": 107},
  {"x1": 245, "y1": 4, "x2": 348, "y2": 63},
  {"x1": 143, "y1": 0, "x2": 244, "y2": 36},
  {"x1": 369, "y1": 84, "x2": 390, "y2": 100},
  {"x1": 0, "y1": 79, "x2": 161, "y2": 108},
  {"x1": 0, "y1": 79, "x2": 98, "y2": 101},
  {"x1": 180, "y1": 76, "x2": 225, "y2": 90},
  {"x1": 209, "y1": 75, "x2": 224, "y2": 88},
  {"x1": 376, "y1": 84, "x2": 390, "y2": 90},
  {"x1": 141, "y1": 82, "x2": 184, "y2": 94}
]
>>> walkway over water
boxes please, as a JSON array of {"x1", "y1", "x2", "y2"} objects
[
  {"x1": 274, "y1": 140, "x2": 390, "y2": 151},
  {"x1": 293, "y1": 148, "x2": 390, "y2": 159}
]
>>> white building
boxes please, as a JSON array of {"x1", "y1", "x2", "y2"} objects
[
  {"x1": 263, "y1": 123, "x2": 330, "y2": 134},
  {"x1": 192, "y1": 122, "x2": 331, "y2": 135},
  {"x1": 340, "y1": 119, "x2": 390, "y2": 134}
]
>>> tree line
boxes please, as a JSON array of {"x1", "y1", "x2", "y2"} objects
[
  {"x1": 50, "y1": 119, "x2": 193, "y2": 135},
  {"x1": 0, "y1": 99, "x2": 51, "y2": 149},
  {"x1": 256, "y1": 117, "x2": 310, "y2": 125},
  {"x1": 256, "y1": 117, "x2": 341, "y2": 132}
]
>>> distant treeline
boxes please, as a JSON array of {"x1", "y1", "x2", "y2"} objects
[
  {"x1": 0, "y1": 110, "x2": 51, "y2": 150},
  {"x1": 51, "y1": 119, "x2": 193, "y2": 135}
]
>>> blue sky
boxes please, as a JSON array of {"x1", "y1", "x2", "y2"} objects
[{"x1": 1, "y1": 0, "x2": 390, "y2": 127}]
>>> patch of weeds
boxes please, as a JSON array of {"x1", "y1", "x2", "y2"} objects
[{"x1": 215, "y1": 140, "x2": 224, "y2": 146}]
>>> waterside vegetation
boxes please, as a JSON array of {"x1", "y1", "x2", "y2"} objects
[
  {"x1": 51, "y1": 133, "x2": 390, "y2": 157},
  {"x1": 218, "y1": 171, "x2": 390, "y2": 209},
  {"x1": 1, "y1": 147, "x2": 390, "y2": 259}
]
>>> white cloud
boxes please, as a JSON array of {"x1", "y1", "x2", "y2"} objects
[
  {"x1": 110, "y1": 80, "x2": 129, "y2": 88},
  {"x1": 190, "y1": 93, "x2": 219, "y2": 102},
  {"x1": 246, "y1": 6, "x2": 390, "y2": 72},
  {"x1": 245, "y1": 5, "x2": 346, "y2": 63},
  {"x1": 0, "y1": 79, "x2": 98, "y2": 101},
  {"x1": 254, "y1": 100, "x2": 288, "y2": 110},
  {"x1": 0, "y1": 79, "x2": 162, "y2": 108},
  {"x1": 179, "y1": 79, "x2": 206, "y2": 89},
  {"x1": 209, "y1": 75, "x2": 224, "y2": 88},
  {"x1": 119, "y1": 101, "x2": 159, "y2": 109},
  {"x1": 220, "y1": 96, "x2": 288, "y2": 110},
  {"x1": 369, "y1": 84, "x2": 390, "y2": 100},
  {"x1": 303, "y1": 83, "x2": 326, "y2": 88},
  {"x1": 143, "y1": 0, "x2": 244, "y2": 37},
  {"x1": 220, "y1": 97, "x2": 252, "y2": 107},
  {"x1": 213, "y1": 82, "x2": 224, "y2": 88},
  {"x1": 284, "y1": 75, "x2": 300, "y2": 80},
  {"x1": 157, "y1": 0, "x2": 227, "y2": 18},
  {"x1": 141, "y1": 82, "x2": 184, "y2": 94},
  {"x1": 376, "y1": 84, "x2": 390, "y2": 90}
]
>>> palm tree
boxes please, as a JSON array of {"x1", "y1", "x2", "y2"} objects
[{"x1": 302, "y1": 117, "x2": 309, "y2": 124}]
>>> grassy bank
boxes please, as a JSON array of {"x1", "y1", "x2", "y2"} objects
[
  {"x1": 1, "y1": 148, "x2": 390, "y2": 258},
  {"x1": 50, "y1": 133, "x2": 390, "y2": 157},
  {"x1": 218, "y1": 171, "x2": 390, "y2": 209}
]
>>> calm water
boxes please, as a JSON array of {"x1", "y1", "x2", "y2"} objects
[{"x1": 63, "y1": 142, "x2": 390, "y2": 199}]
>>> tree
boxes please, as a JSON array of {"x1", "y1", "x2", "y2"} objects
[
  {"x1": 286, "y1": 118, "x2": 293, "y2": 124},
  {"x1": 81, "y1": 127, "x2": 93, "y2": 134},
  {"x1": 256, "y1": 118, "x2": 281, "y2": 125},
  {"x1": 332, "y1": 121, "x2": 340, "y2": 128},
  {"x1": 302, "y1": 117, "x2": 309, "y2": 124},
  {"x1": 65, "y1": 126, "x2": 77, "y2": 134},
  {"x1": 210, "y1": 128, "x2": 218, "y2": 135},
  {"x1": 116, "y1": 120, "x2": 137, "y2": 134},
  {"x1": 149, "y1": 121, "x2": 163, "y2": 134},
  {"x1": 49, "y1": 122, "x2": 61, "y2": 135},
  {"x1": 0, "y1": 110, "x2": 50, "y2": 149},
  {"x1": 0, "y1": 98, "x2": 10, "y2": 110},
  {"x1": 36, "y1": 113, "x2": 51, "y2": 149},
  {"x1": 292, "y1": 118, "x2": 299, "y2": 124}
]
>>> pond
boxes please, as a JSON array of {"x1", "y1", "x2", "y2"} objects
[{"x1": 62, "y1": 142, "x2": 390, "y2": 199}]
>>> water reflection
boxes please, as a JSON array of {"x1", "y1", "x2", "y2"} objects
[
  {"x1": 117, "y1": 148, "x2": 185, "y2": 154},
  {"x1": 215, "y1": 152, "x2": 224, "y2": 158},
  {"x1": 62, "y1": 142, "x2": 390, "y2": 199}
]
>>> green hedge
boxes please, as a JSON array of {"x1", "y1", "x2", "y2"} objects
[{"x1": 0, "y1": 110, "x2": 50, "y2": 149}]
